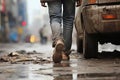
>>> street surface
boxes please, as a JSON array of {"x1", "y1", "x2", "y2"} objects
[{"x1": 0, "y1": 43, "x2": 120, "y2": 80}]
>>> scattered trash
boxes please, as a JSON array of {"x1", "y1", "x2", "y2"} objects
[
  {"x1": 8, "y1": 52, "x2": 20, "y2": 57},
  {"x1": 0, "y1": 50, "x2": 52, "y2": 64},
  {"x1": 16, "y1": 50, "x2": 26, "y2": 54}
]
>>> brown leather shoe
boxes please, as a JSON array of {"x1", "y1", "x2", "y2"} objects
[
  {"x1": 62, "y1": 52, "x2": 70, "y2": 61},
  {"x1": 52, "y1": 39, "x2": 64, "y2": 63},
  {"x1": 62, "y1": 50, "x2": 74, "y2": 61}
]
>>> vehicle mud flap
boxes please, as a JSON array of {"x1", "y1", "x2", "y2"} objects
[
  {"x1": 77, "y1": 35, "x2": 83, "y2": 53},
  {"x1": 83, "y1": 31, "x2": 98, "y2": 59}
]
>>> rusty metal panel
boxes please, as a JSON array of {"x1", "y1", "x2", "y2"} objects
[
  {"x1": 75, "y1": 7, "x2": 83, "y2": 37},
  {"x1": 82, "y1": 0, "x2": 120, "y2": 6},
  {"x1": 82, "y1": 4, "x2": 120, "y2": 33},
  {"x1": 98, "y1": 0, "x2": 120, "y2": 4}
]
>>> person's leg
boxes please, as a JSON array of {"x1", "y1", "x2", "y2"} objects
[
  {"x1": 62, "y1": 0, "x2": 75, "y2": 55},
  {"x1": 47, "y1": 1, "x2": 64, "y2": 63},
  {"x1": 47, "y1": 1, "x2": 63, "y2": 47}
]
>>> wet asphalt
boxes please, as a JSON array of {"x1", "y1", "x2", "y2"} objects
[{"x1": 0, "y1": 43, "x2": 120, "y2": 80}]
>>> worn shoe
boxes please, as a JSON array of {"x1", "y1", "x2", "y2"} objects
[
  {"x1": 62, "y1": 52, "x2": 70, "y2": 61},
  {"x1": 62, "y1": 50, "x2": 74, "y2": 61},
  {"x1": 52, "y1": 39, "x2": 64, "y2": 63}
]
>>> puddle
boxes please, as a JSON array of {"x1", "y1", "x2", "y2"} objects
[
  {"x1": 0, "y1": 59, "x2": 80, "y2": 80},
  {"x1": 0, "y1": 44, "x2": 80, "y2": 80},
  {"x1": 0, "y1": 43, "x2": 120, "y2": 79}
]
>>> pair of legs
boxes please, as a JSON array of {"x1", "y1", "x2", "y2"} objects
[
  {"x1": 47, "y1": 0, "x2": 75, "y2": 54},
  {"x1": 48, "y1": 0, "x2": 75, "y2": 63}
]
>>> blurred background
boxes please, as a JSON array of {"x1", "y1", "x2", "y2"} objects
[{"x1": 0, "y1": 0, "x2": 77, "y2": 44}]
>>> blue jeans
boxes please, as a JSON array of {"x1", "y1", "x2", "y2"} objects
[{"x1": 47, "y1": 0, "x2": 75, "y2": 52}]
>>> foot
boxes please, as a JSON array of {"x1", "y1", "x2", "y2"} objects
[
  {"x1": 62, "y1": 52, "x2": 70, "y2": 61},
  {"x1": 52, "y1": 39, "x2": 64, "y2": 63},
  {"x1": 62, "y1": 50, "x2": 74, "y2": 61}
]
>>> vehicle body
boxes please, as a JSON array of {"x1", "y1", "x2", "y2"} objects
[{"x1": 75, "y1": 0, "x2": 120, "y2": 58}]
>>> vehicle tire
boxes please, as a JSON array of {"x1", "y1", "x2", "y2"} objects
[
  {"x1": 77, "y1": 35, "x2": 83, "y2": 53},
  {"x1": 111, "y1": 37, "x2": 120, "y2": 45},
  {"x1": 83, "y1": 31, "x2": 98, "y2": 59}
]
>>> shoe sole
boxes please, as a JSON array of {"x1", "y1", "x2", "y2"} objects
[
  {"x1": 55, "y1": 43, "x2": 64, "y2": 52},
  {"x1": 52, "y1": 52, "x2": 62, "y2": 63},
  {"x1": 53, "y1": 43, "x2": 64, "y2": 63}
]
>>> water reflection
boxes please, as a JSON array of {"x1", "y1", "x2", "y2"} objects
[
  {"x1": 53, "y1": 61, "x2": 70, "y2": 67},
  {"x1": 53, "y1": 61, "x2": 78, "y2": 80},
  {"x1": 0, "y1": 64, "x2": 29, "y2": 80},
  {"x1": 0, "y1": 59, "x2": 79, "y2": 80}
]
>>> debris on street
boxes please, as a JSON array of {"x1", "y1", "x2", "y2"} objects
[{"x1": 0, "y1": 50, "x2": 52, "y2": 64}]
